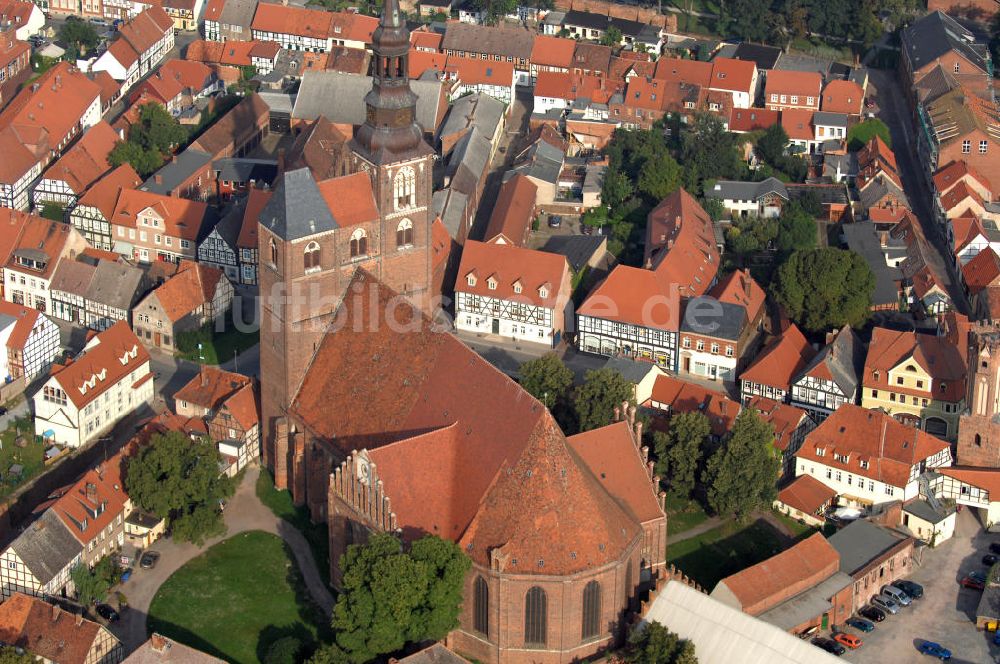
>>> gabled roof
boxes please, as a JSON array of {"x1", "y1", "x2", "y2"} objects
[
  {"x1": 653, "y1": 56, "x2": 712, "y2": 87},
  {"x1": 732, "y1": 42, "x2": 783, "y2": 70},
  {"x1": 780, "y1": 108, "x2": 814, "y2": 141},
  {"x1": 792, "y1": 325, "x2": 865, "y2": 397},
  {"x1": 645, "y1": 188, "x2": 720, "y2": 297},
  {"x1": 48, "y1": 320, "x2": 149, "y2": 410},
  {"x1": 530, "y1": 35, "x2": 575, "y2": 69},
  {"x1": 709, "y1": 57, "x2": 756, "y2": 93},
  {"x1": 75, "y1": 163, "x2": 141, "y2": 218},
  {"x1": 251, "y1": 3, "x2": 333, "y2": 39},
  {"x1": 484, "y1": 173, "x2": 537, "y2": 245},
  {"x1": 940, "y1": 180, "x2": 985, "y2": 215},
  {"x1": 777, "y1": 474, "x2": 837, "y2": 516},
  {"x1": 457, "y1": 240, "x2": 569, "y2": 309},
  {"x1": 766, "y1": 69, "x2": 822, "y2": 98},
  {"x1": 707, "y1": 177, "x2": 788, "y2": 203},
  {"x1": 111, "y1": 189, "x2": 210, "y2": 241},
  {"x1": 124, "y1": 633, "x2": 226, "y2": 663},
  {"x1": 741, "y1": 324, "x2": 816, "y2": 393},
  {"x1": 729, "y1": 107, "x2": 779, "y2": 133},
  {"x1": 933, "y1": 159, "x2": 992, "y2": 199},
  {"x1": 0, "y1": 301, "x2": 40, "y2": 352},
  {"x1": 174, "y1": 365, "x2": 252, "y2": 412},
  {"x1": 797, "y1": 404, "x2": 951, "y2": 489},
  {"x1": 441, "y1": 21, "x2": 534, "y2": 60},
  {"x1": 236, "y1": 187, "x2": 269, "y2": 250},
  {"x1": 0, "y1": 593, "x2": 112, "y2": 664},
  {"x1": 828, "y1": 519, "x2": 913, "y2": 575},
  {"x1": 647, "y1": 375, "x2": 740, "y2": 438},
  {"x1": 51, "y1": 454, "x2": 128, "y2": 547},
  {"x1": 5, "y1": 215, "x2": 77, "y2": 280},
  {"x1": 41, "y1": 121, "x2": 119, "y2": 194},
  {"x1": 7, "y1": 510, "x2": 81, "y2": 585},
  {"x1": 901, "y1": 10, "x2": 990, "y2": 76},
  {"x1": 143, "y1": 261, "x2": 226, "y2": 323},
  {"x1": 962, "y1": 246, "x2": 1000, "y2": 293},
  {"x1": 747, "y1": 396, "x2": 810, "y2": 453},
  {"x1": 821, "y1": 79, "x2": 864, "y2": 115}
]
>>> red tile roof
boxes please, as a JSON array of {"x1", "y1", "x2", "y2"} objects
[
  {"x1": 714, "y1": 533, "x2": 840, "y2": 615},
  {"x1": 778, "y1": 474, "x2": 837, "y2": 516},
  {"x1": 933, "y1": 159, "x2": 992, "y2": 199},
  {"x1": 952, "y1": 215, "x2": 987, "y2": 255},
  {"x1": 940, "y1": 179, "x2": 985, "y2": 214},
  {"x1": 0, "y1": 594, "x2": 110, "y2": 664},
  {"x1": 251, "y1": 3, "x2": 333, "y2": 39},
  {"x1": 796, "y1": 404, "x2": 951, "y2": 489},
  {"x1": 531, "y1": 35, "x2": 575, "y2": 70},
  {"x1": 963, "y1": 246, "x2": 1000, "y2": 293},
  {"x1": 864, "y1": 326, "x2": 966, "y2": 402},
  {"x1": 111, "y1": 189, "x2": 210, "y2": 241},
  {"x1": 237, "y1": 187, "x2": 269, "y2": 250},
  {"x1": 457, "y1": 240, "x2": 569, "y2": 309},
  {"x1": 174, "y1": 365, "x2": 252, "y2": 411},
  {"x1": 653, "y1": 57, "x2": 712, "y2": 87},
  {"x1": 484, "y1": 173, "x2": 536, "y2": 245},
  {"x1": 937, "y1": 466, "x2": 1000, "y2": 497},
  {"x1": 41, "y1": 121, "x2": 119, "y2": 194},
  {"x1": 780, "y1": 108, "x2": 814, "y2": 141},
  {"x1": 576, "y1": 265, "x2": 679, "y2": 328},
  {"x1": 0, "y1": 126, "x2": 39, "y2": 182},
  {"x1": 821, "y1": 79, "x2": 864, "y2": 115},
  {"x1": 708, "y1": 57, "x2": 756, "y2": 94},
  {"x1": 145, "y1": 261, "x2": 225, "y2": 322},
  {"x1": 50, "y1": 320, "x2": 149, "y2": 410},
  {"x1": 410, "y1": 29, "x2": 442, "y2": 52},
  {"x1": 218, "y1": 381, "x2": 258, "y2": 432},
  {"x1": 159, "y1": 58, "x2": 215, "y2": 92},
  {"x1": 646, "y1": 375, "x2": 740, "y2": 438},
  {"x1": 740, "y1": 324, "x2": 816, "y2": 393},
  {"x1": 408, "y1": 48, "x2": 447, "y2": 78},
  {"x1": 76, "y1": 163, "x2": 141, "y2": 218},
  {"x1": 52, "y1": 453, "x2": 129, "y2": 546},
  {"x1": 710, "y1": 269, "x2": 765, "y2": 323},
  {"x1": 5, "y1": 215, "x2": 77, "y2": 280},
  {"x1": 445, "y1": 54, "x2": 514, "y2": 87},
  {"x1": 316, "y1": 172, "x2": 378, "y2": 228},
  {"x1": 747, "y1": 396, "x2": 810, "y2": 453},
  {"x1": 728, "y1": 107, "x2": 779, "y2": 133},
  {"x1": 766, "y1": 69, "x2": 822, "y2": 102},
  {"x1": 110, "y1": 7, "x2": 173, "y2": 69},
  {"x1": 646, "y1": 187, "x2": 720, "y2": 296},
  {"x1": 0, "y1": 301, "x2": 39, "y2": 352}
]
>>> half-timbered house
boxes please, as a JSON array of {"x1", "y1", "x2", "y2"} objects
[
  {"x1": 69, "y1": 165, "x2": 142, "y2": 252},
  {"x1": 197, "y1": 209, "x2": 241, "y2": 281},
  {"x1": 789, "y1": 325, "x2": 866, "y2": 422}
]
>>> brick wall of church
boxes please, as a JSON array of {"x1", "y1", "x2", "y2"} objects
[
  {"x1": 957, "y1": 414, "x2": 1000, "y2": 466},
  {"x1": 957, "y1": 327, "x2": 1000, "y2": 467}
]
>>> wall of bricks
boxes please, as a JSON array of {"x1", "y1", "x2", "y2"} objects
[{"x1": 554, "y1": 0, "x2": 678, "y2": 31}]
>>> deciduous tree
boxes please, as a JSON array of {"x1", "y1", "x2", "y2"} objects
[
  {"x1": 703, "y1": 409, "x2": 780, "y2": 520},
  {"x1": 771, "y1": 247, "x2": 875, "y2": 332},
  {"x1": 70, "y1": 556, "x2": 120, "y2": 606},
  {"x1": 518, "y1": 353, "x2": 574, "y2": 410},
  {"x1": 625, "y1": 621, "x2": 699, "y2": 664},
  {"x1": 637, "y1": 151, "x2": 682, "y2": 201},
  {"x1": 775, "y1": 202, "x2": 817, "y2": 254},
  {"x1": 573, "y1": 368, "x2": 634, "y2": 432},
  {"x1": 653, "y1": 412, "x2": 711, "y2": 499}
]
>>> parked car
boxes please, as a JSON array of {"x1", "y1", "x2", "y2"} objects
[
  {"x1": 872, "y1": 595, "x2": 900, "y2": 615},
  {"x1": 882, "y1": 584, "x2": 912, "y2": 606},
  {"x1": 990, "y1": 542, "x2": 1000, "y2": 555},
  {"x1": 811, "y1": 637, "x2": 845, "y2": 656},
  {"x1": 846, "y1": 617, "x2": 874, "y2": 632},
  {"x1": 95, "y1": 604, "x2": 119, "y2": 622},
  {"x1": 581, "y1": 223, "x2": 595, "y2": 235},
  {"x1": 918, "y1": 641, "x2": 951, "y2": 660},
  {"x1": 983, "y1": 554, "x2": 999, "y2": 566},
  {"x1": 859, "y1": 605, "x2": 886, "y2": 622},
  {"x1": 547, "y1": 215, "x2": 562, "y2": 228},
  {"x1": 894, "y1": 579, "x2": 924, "y2": 599},
  {"x1": 89, "y1": 17, "x2": 109, "y2": 26},
  {"x1": 139, "y1": 551, "x2": 160, "y2": 570},
  {"x1": 961, "y1": 575, "x2": 986, "y2": 591},
  {"x1": 833, "y1": 633, "x2": 862, "y2": 649}
]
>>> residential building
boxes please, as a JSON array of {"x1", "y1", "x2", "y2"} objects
[
  {"x1": 748, "y1": 396, "x2": 816, "y2": 478},
  {"x1": 774, "y1": 474, "x2": 837, "y2": 527},
  {"x1": 109, "y1": 189, "x2": 212, "y2": 264},
  {"x1": 917, "y1": 84, "x2": 1000, "y2": 194},
  {"x1": 0, "y1": 23, "x2": 30, "y2": 109},
  {"x1": 3, "y1": 216, "x2": 89, "y2": 314},
  {"x1": 483, "y1": 174, "x2": 536, "y2": 246},
  {"x1": 900, "y1": 11, "x2": 992, "y2": 100},
  {"x1": 708, "y1": 57, "x2": 759, "y2": 109},
  {"x1": 0, "y1": 1, "x2": 44, "y2": 41},
  {"x1": 0, "y1": 511, "x2": 82, "y2": 600},
  {"x1": 728, "y1": 107, "x2": 780, "y2": 134},
  {"x1": 828, "y1": 519, "x2": 916, "y2": 612},
  {"x1": 125, "y1": 634, "x2": 226, "y2": 663},
  {"x1": 250, "y1": 4, "x2": 332, "y2": 52},
  {"x1": 933, "y1": 160, "x2": 994, "y2": 226},
  {"x1": 161, "y1": 0, "x2": 203, "y2": 31},
  {"x1": 821, "y1": 79, "x2": 865, "y2": 116},
  {"x1": 444, "y1": 55, "x2": 516, "y2": 106},
  {"x1": 202, "y1": 0, "x2": 258, "y2": 42},
  {"x1": 529, "y1": 35, "x2": 575, "y2": 82},
  {"x1": 34, "y1": 321, "x2": 152, "y2": 448},
  {"x1": 789, "y1": 325, "x2": 865, "y2": 422},
  {"x1": 861, "y1": 326, "x2": 966, "y2": 439},
  {"x1": 740, "y1": 324, "x2": 816, "y2": 404},
  {"x1": 132, "y1": 261, "x2": 233, "y2": 354},
  {"x1": 236, "y1": 188, "x2": 265, "y2": 286},
  {"x1": 711, "y1": 533, "x2": 853, "y2": 634},
  {"x1": 765, "y1": 69, "x2": 822, "y2": 111},
  {"x1": 707, "y1": 177, "x2": 788, "y2": 218},
  {"x1": 49, "y1": 253, "x2": 146, "y2": 331},
  {"x1": 841, "y1": 219, "x2": 921, "y2": 311},
  {"x1": 560, "y1": 10, "x2": 662, "y2": 52},
  {"x1": 92, "y1": 8, "x2": 175, "y2": 90},
  {"x1": 794, "y1": 405, "x2": 952, "y2": 507},
  {"x1": 441, "y1": 21, "x2": 535, "y2": 86},
  {"x1": 0, "y1": 128, "x2": 41, "y2": 211},
  {"x1": 69, "y1": 164, "x2": 142, "y2": 251},
  {"x1": 32, "y1": 121, "x2": 120, "y2": 209},
  {"x1": 455, "y1": 240, "x2": 571, "y2": 347},
  {"x1": 51, "y1": 455, "x2": 131, "y2": 567},
  {"x1": 0, "y1": 300, "x2": 59, "y2": 381},
  {"x1": 128, "y1": 59, "x2": 219, "y2": 114},
  {"x1": 645, "y1": 374, "x2": 740, "y2": 441},
  {"x1": 0, "y1": 593, "x2": 124, "y2": 663},
  {"x1": 198, "y1": 208, "x2": 243, "y2": 282}
]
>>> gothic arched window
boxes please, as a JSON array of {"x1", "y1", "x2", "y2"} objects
[
  {"x1": 304, "y1": 241, "x2": 320, "y2": 271},
  {"x1": 473, "y1": 576, "x2": 489, "y2": 636},
  {"x1": 350, "y1": 228, "x2": 368, "y2": 258},
  {"x1": 394, "y1": 166, "x2": 415, "y2": 210},
  {"x1": 269, "y1": 238, "x2": 278, "y2": 266},
  {"x1": 524, "y1": 587, "x2": 547, "y2": 648},
  {"x1": 396, "y1": 219, "x2": 413, "y2": 248},
  {"x1": 581, "y1": 580, "x2": 601, "y2": 640}
]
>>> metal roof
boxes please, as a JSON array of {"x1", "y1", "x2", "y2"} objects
[
  {"x1": 828, "y1": 519, "x2": 911, "y2": 575},
  {"x1": 756, "y1": 571, "x2": 854, "y2": 631},
  {"x1": 259, "y1": 167, "x2": 337, "y2": 241}
]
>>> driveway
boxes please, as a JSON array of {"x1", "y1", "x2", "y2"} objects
[
  {"x1": 844, "y1": 509, "x2": 996, "y2": 664},
  {"x1": 110, "y1": 466, "x2": 334, "y2": 653}
]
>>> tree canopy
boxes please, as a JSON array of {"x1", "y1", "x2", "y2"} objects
[
  {"x1": 0, "y1": 647, "x2": 34, "y2": 664},
  {"x1": 331, "y1": 533, "x2": 470, "y2": 663},
  {"x1": 703, "y1": 409, "x2": 780, "y2": 520},
  {"x1": 653, "y1": 412, "x2": 711, "y2": 499},
  {"x1": 681, "y1": 114, "x2": 747, "y2": 195},
  {"x1": 625, "y1": 621, "x2": 699, "y2": 664},
  {"x1": 638, "y1": 151, "x2": 682, "y2": 201},
  {"x1": 573, "y1": 368, "x2": 634, "y2": 432},
  {"x1": 771, "y1": 247, "x2": 875, "y2": 332},
  {"x1": 59, "y1": 17, "x2": 99, "y2": 60},
  {"x1": 847, "y1": 118, "x2": 891, "y2": 152},
  {"x1": 70, "y1": 556, "x2": 120, "y2": 606},
  {"x1": 109, "y1": 103, "x2": 189, "y2": 178},
  {"x1": 775, "y1": 202, "x2": 818, "y2": 255},
  {"x1": 125, "y1": 431, "x2": 236, "y2": 545},
  {"x1": 518, "y1": 353, "x2": 574, "y2": 410}
]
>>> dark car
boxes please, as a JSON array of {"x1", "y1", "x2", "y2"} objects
[
  {"x1": 918, "y1": 641, "x2": 951, "y2": 660},
  {"x1": 991, "y1": 542, "x2": 1000, "y2": 555},
  {"x1": 960, "y1": 575, "x2": 985, "y2": 591},
  {"x1": 139, "y1": 551, "x2": 160, "y2": 570},
  {"x1": 894, "y1": 580, "x2": 924, "y2": 599},
  {"x1": 859, "y1": 605, "x2": 886, "y2": 622},
  {"x1": 811, "y1": 637, "x2": 845, "y2": 656},
  {"x1": 983, "y1": 554, "x2": 999, "y2": 566},
  {"x1": 0, "y1": 407, "x2": 7, "y2": 416},
  {"x1": 95, "y1": 604, "x2": 119, "y2": 622},
  {"x1": 846, "y1": 617, "x2": 875, "y2": 632},
  {"x1": 547, "y1": 215, "x2": 562, "y2": 228},
  {"x1": 581, "y1": 223, "x2": 595, "y2": 236}
]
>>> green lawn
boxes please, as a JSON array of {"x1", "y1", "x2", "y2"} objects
[
  {"x1": 177, "y1": 318, "x2": 259, "y2": 365},
  {"x1": 665, "y1": 495, "x2": 710, "y2": 536},
  {"x1": 256, "y1": 470, "x2": 331, "y2": 588},
  {"x1": 772, "y1": 510, "x2": 820, "y2": 540},
  {"x1": 0, "y1": 417, "x2": 47, "y2": 499},
  {"x1": 667, "y1": 518, "x2": 789, "y2": 591},
  {"x1": 148, "y1": 530, "x2": 330, "y2": 664}
]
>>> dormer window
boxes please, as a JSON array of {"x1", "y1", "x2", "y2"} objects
[
  {"x1": 513, "y1": 281, "x2": 522, "y2": 294},
  {"x1": 860, "y1": 460, "x2": 869, "y2": 469},
  {"x1": 487, "y1": 277, "x2": 497, "y2": 291},
  {"x1": 816, "y1": 447, "x2": 825, "y2": 457},
  {"x1": 539, "y1": 286, "x2": 548, "y2": 299},
  {"x1": 467, "y1": 273, "x2": 477, "y2": 287}
]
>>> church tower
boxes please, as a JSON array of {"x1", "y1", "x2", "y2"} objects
[{"x1": 258, "y1": 0, "x2": 434, "y2": 496}]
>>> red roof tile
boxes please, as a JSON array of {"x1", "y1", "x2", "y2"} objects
[
  {"x1": 963, "y1": 246, "x2": 1000, "y2": 293},
  {"x1": 940, "y1": 180, "x2": 985, "y2": 214},
  {"x1": 708, "y1": 57, "x2": 756, "y2": 94},
  {"x1": 952, "y1": 215, "x2": 986, "y2": 255},
  {"x1": 531, "y1": 35, "x2": 576, "y2": 70},
  {"x1": 42, "y1": 121, "x2": 119, "y2": 194},
  {"x1": 729, "y1": 107, "x2": 780, "y2": 133},
  {"x1": 457, "y1": 240, "x2": 569, "y2": 309},
  {"x1": 315, "y1": 172, "x2": 378, "y2": 228},
  {"x1": 5, "y1": 215, "x2": 78, "y2": 280},
  {"x1": 747, "y1": 396, "x2": 810, "y2": 453},
  {"x1": 410, "y1": 29, "x2": 442, "y2": 52},
  {"x1": 653, "y1": 57, "x2": 712, "y2": 87},
  {"x1": 740, "y1": 324, "x2": 816, "y2": 393},
  {"x1": 76, "y1": 163, "x2": 141, "y2": 218},
  {"x1": 237, "y1": 187, "x2": 269, "y2": 250},
  {"x1": 0, "y1": 594, "x2": 110, "y2": 664},
  {"x1": 864, "y1": 326, "x2": 966, "y2": 402},
  {"x1": 710, "y1": 269, "x2": 765, "y2": 323},
  {"x1": 777, "y1": 474, "x2": 838, "y2": 515},
  {"x1": 484, "y1": 173, "x2": 536, "y2": 245},
  {"x1": 174, "y1": 364, "x2": 251, "y2": 411},
  {"x1": 646, "y1": 188, "x2": 720, "y2": 296},
  {"x1": 408, "y1": 48, "x2": 448, "y2": 78},
  {"x1": 111, "y1": 189, "x2": 210, "y2": 241},
  {"x1": 937, "y1": 466, "x2": 1000, "y2": 496},
  {"x1": 50, "y1": 320, "x2": 149, "y2": 410},
  {"x1": 933, "y1": 159, "x2": 993, "y2": 199},
  {"x1": 144, "y1": 261, "x2": 225, "y2": 322},
  {"x1": 251, "y1": 4, "x2": 333, "y2": 39},
  {"x1": 0, "y1": 301, "x2": 39, "y2": 352},
  {"x1": 646, "y1": 375, "x2": 739, "y2": 438},
  {"x1": 780, "y1": 108, "x2": 814, "y2": 141},
  {"x1": 52, "y1": 453, "x2": 129, "y2": 546},
  {"x1": 821, "y1": 79, "x2": 864, "y2": 115},
  {"x1": 766, "y1": 70, "x2": 822, "y2": 103},
  {"x1": 445, "y1": 54, "x2": 514, "y2": 87}
]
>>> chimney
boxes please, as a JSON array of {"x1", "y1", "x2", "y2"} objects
[
  {"x1": 634, "y1": 420, "x2": 643, "y2": 442},
  {"x1": 74, "y1": 612, "x2": 83, "y2": 626},
  {"x1": 154, "y1": 175, "x2": 163, "y2": 184},
  {"x1": 201, "y1": 367, "x2": 209, "y2": 387},
  {"x1": 51, "y1": 604, "x2": 60, "y2": 622},
  {"x1": 743, "y1": 273, "x2": 752, "y2": 298},
  {"x1": 150, "y1": 634, "x2": 168, "y2": 653}
]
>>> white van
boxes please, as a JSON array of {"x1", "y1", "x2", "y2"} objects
[{"x1": 882, "y1": 584, "x2": 912, "y2": 607}]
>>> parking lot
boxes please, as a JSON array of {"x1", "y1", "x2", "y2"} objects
[{"x1": 841, "y1": 509, "x2": 997, "y2": 663}]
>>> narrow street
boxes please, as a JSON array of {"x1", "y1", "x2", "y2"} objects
[{"x1": 868, "y1": 69, "x2": 970, "y2": 315}]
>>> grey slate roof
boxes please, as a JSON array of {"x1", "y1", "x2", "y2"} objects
[
  {"x1": 259, "y1": 167, "x2": 337, "y2": 242},
  {"x1": 902, "y1": 499, "x2": 951, "y2": 525},
  {"x1": 601, "y1": 356, "x2": 662, "y2": 384},
  {"x1": 438, "y1": 92, "x2": 504, "y2": 149},
  {"x1": 813, "y1": 111, "x2": 848, "y2": 128},
  {"x1": 793, "y1": 325, "x2": 865, "y2": 398},
  {"x1": 208, "y1": 204, "x2": 244, "y2": 249},
  {"x1": 88, "y1": 261, "x2": 144, "y2": 311},
  {"x1": 901, "y1": 11, "x2": 990, "y2": 76},
  {"x1": 292, "y1": 71, "x2": 443, "y2": 132},
  {"x1": 843, "y1": 222, "x2": 903, "y2": 307},
  {"x1": 732, "y1": 42, "x2": 782, "y2": 70},
  {"x1": 256, "y1": 91, "x2": 295, "y2": 115},
  {"x1": 218, "y1": 0, "x2": 257, "y2": 30},
  {"x1": 680, "y1": 297, "x2": 747, "y2": 341},
  {"x1": 442, "y1": 21, "x2": 534, "y2": 60},
  {"x1": 756, "y1": 571, "x2": 854, "y2": 631},
  {"x1": 141, "y1": 149, "x2": 213, "y2": 195},
  {"x1": 508, "y1": 139, "x2": 563, "y2": 185},
  {"x1": 583, "y1": 164, "x2": 605, "y2": 193},
  {"x1": 774, "y1": 53, "x2": 830, "y2": 78},
  {"x1": 828, "y1": 519, "x2": 911, "y2": 575},
  {"x1": 859, "y1": 176, "x2": 908, "y2": 211},
  {"x1": 213, "y1": 158, "x2": 278, "y2": 186},
  {"x1": 432, "y1": 187, "x2": 469, "y2": 239},
  {"x1": 445, "y1": 127, "x2": 492, "y2": 197},
  {"x1": 707, "y1": 177, "x2": 788, "y2": 202},
  {"x1": 540, "y1": 234, "x2": 605, "y2": 272},
  {"x1": 9, "y1": 510, "x2": 82, "y2": 585},
  {"x1": 822, "y1": 153, "x2": 859, "y2": 180}
]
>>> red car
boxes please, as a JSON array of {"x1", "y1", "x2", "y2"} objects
[
  {"x1": 960, "y1": 575, "x2": 985, "y2": 590},
  {"x1": 834, "y1": 633, "x2": 863, "y2": 649}
]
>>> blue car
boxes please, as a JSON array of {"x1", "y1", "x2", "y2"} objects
[
  {"x1": 846, "y1": 617, "x2": 874, "y2": 632},
  {"x1": 918, "y1": 641, "x2": 951, "y2": 660}
]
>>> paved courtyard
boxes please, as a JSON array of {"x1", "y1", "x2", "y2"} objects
[{"x1": 844, "y1": 509, "x2": 997, "y2": 664}]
